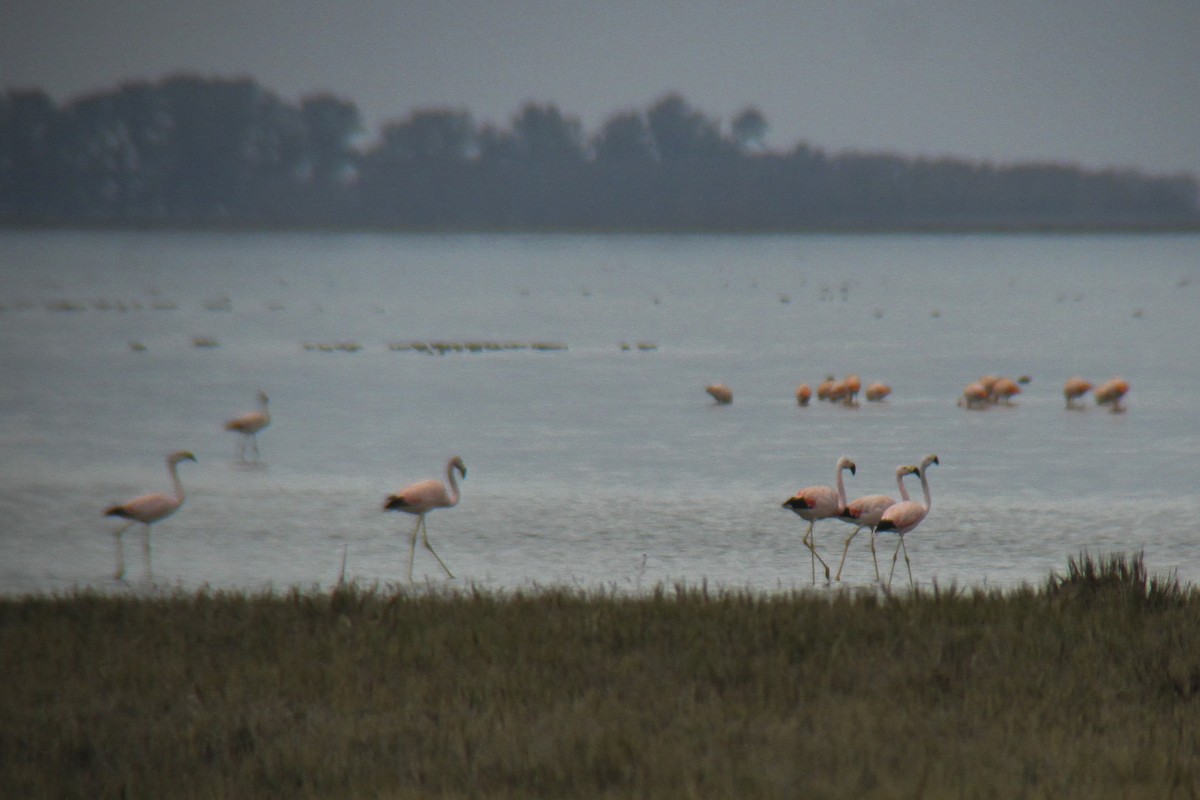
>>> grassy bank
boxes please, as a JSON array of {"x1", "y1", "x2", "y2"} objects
[{"x1": 3, "y1": 554, "x2": 1199, "y2": 799}]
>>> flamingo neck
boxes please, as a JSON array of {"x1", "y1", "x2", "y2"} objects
[
  {"x1": 168, "y1": 460, "x2": 186, "y2": 504},
  {"x1": 835, "y1": 465, "x2": 849, "y2": 507},
  {"x1": 445, "y1": 463, "x2": 461, "y2": 507},
  {"x1": 896, "y1": 471, "x2": 911, "y2": 502},
  {"x1": 917, "y1": 465, "x2": 932, "y2": 511}
]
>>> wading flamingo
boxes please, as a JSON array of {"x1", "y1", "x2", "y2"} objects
[
  {"x1": 991, "y1": 377, "x2": 1022, "y2": 405},
  {"x1": 105, "y1": 450, "x2": 196, "y2": 580},
  {"x1": 865, "y1": 383, "x2": 892, "y2": 402},
  {"x1": 816, "y1": 375, "x2": 836, "y2": 401},
  {"x1": 876, "y1": 454, "x2": 939, "y2": 590},
  {"x1": 782, "y1": 456, "x2": 856, "y2": 584},
  {"x1": 834, "y1": 464, "x2": 918, "y2": 582},
  {"x1": 1063, "y1": 376, "x2": 1092, "y2": 409},
  {"x1": 958, "y1": 382, "x2": 989, "y2": 409},
  {"x1": 1094, "y1": 377, "x2": 1129, "y2": 412},
  {"x1": 705, "y1": 383, "x2": 733, "y2": 404},
  {"x1": 225, "y1": 390, "x2": 270, "y2": 461},
  {"x1": 795, "y1": 384, "x2": 812, "y2": 406},
  {"x1": 384, "y1": 456, "x2": 466, "y2": 581}
]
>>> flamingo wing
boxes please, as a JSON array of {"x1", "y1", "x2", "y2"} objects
[
  {"x1": 385, "y1": 478, "x2": 452, "y2": 513},
  {"x1": 876, "y1": 500, "x2": 927, "y2": 535},
  {"x1": 105, "y1": 492, "x2": 181, "y2": 524}
]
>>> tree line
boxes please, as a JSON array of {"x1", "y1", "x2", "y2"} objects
[{"x1": 2, "y1": 75, "x2": 1196, "y2": 230}]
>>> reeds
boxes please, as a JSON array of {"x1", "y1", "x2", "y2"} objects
[{"x1": 2, "y1": 554, "x2": 1198, "y2": 799}]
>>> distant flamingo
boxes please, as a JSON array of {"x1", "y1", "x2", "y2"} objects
[
  {"x1": 842, "y1": 373, "x2": 862, "y2": 406},
  {"x1": 795, "y1": 384, "x2": 812, "y2": 406},
  {"x1": 876, "y1": 454, "x2": 939, "y2": 590},
  {"x1": 782, "y1": 456, "x2": 856, "y2": 584},
  {"x1": 991, "y1": 377, "x2": 1022, "y2": 405},
  {"x1": 1063, "y1": 376, "x2": 1092, "y2": 409},
  {"x1": 816, "y1": 375, "x2": 836, "y2": 401},
  {"x1": 958, "y1": 382, "x2": 989, "y2": 409},
  {"x1": 1094, "y1": 377, "x2": 1129, "y2": 412},
  {"x1": 705, "y1": 383, "x2": 733, "y2": 404},
  {"x1": 834, "y1": 464, "x2": 917, "y2": 582},
  {"x1": 225, "y1": 390, "x2": 270, "y2": 461},
  {"x1": 384, "y1": 456, "x2": 466, "y2": 580},
  {"x1": 105, "y1": 450, "x2": 196, "y2": 580},
  {"x1": 865, "y1": 383, "x2": 892, "y2": 402}
]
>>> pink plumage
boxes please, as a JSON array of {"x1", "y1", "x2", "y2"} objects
[
  {"x1": 105, "y1": 450, "x2": 195, "y2": 581},
  {"x1": 875, "y1": 454, "x2": 939, "y2": 589},
  {"x1": 835, "y1": 463, "x2": 917, "y2": 582},
  {"x1": 384, "y1": 456, "x2": 466, "y2": 580},
  {"x1": 782, "y1": 455, "x2": 856, "y2": 584}
]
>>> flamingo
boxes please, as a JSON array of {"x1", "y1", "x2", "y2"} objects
[
  {"x1": 816, "y1": 375, "x2": 836, "y2": 401},
  {"x1": 1094, "y1": 377, "x2": 1129, "y2": 412},
  {"x1": 105, "y1": 450, "x2": 196, "y2": 580},
  {"x1": 795, "y1": 384, "x2": 812, "y2": 406},
  {"x1": 991, "y1": 377, "x2": 1022, "y2": 405},
  {"x1": 384, "y1": 456, "x2": 466, "y2": 580},
  {"x1": 834, "y1": 464, "x2": 918, "y2": 582},
  {"x1": 1063, "y1": 376, "x2": 1093, "y2": 409},
  {"x1": 705, "y1": 383, "x2": 733, "y2": 404},
  {"x1": 958, "y1": 381, "x2": 989, "y2": 409},
  {"x1": 782, "y1": 456, "x2": 856, "y2": 584},
  {"x1": 225, "y1": 390, "x2": 270, "y2": 461},
  {"x1": 865, "y1": 383, "x2": 892, "y2": 402},
  {"x1": 875, "y1": 454, "x2": 939, "y2": 590},
  {"x1": 842, "y1": 373, "x2": 862, "y2": 406}
]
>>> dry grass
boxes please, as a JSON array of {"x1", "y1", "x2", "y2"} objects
[{"x1": 2, "y1": 553, "x2": 1199, "y2": 799}]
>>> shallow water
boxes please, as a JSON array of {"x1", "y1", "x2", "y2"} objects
[{"x1": 1, "y1": 230, "x2": 1198, "y2": 595}]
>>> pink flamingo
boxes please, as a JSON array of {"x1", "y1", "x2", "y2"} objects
[
  {"x1": 705, "y1": 383, "x2": 733, "y2": 404},
  {"x1": 224, "y1": 390, "x2": 270, "y2": 461},
  {"x1": 876, "y1": 454, "x2": 939, "y2": 590},
  {"x1": 1094, "y1": 377, "x2": 1129, "y2": 412},
  {"x1": 1063, "y1": 376, "x2": 1092, "y2": 409},
  {"x1": 834, "y1": 464, "x2": 918, "y2": 582},
  {"x1": 782, "y1": 456, "x2": 856, "y2": 584},
  {"x1": 865, "y1": 383, "x2": 892, "y2": 402},
  {"x1": 105, "y1": 450, "x2": 196, "y2": 580},
  {"x1": 795, "y1": 384, "x2": 812, "y2": 406},
  {"x1": 384, "y1": 456, "x2": 466, "y2": 580}
]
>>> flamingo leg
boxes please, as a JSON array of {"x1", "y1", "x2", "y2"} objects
[
  {"x1": 901, "y1": 537, "x2": 914, "y2": 590},
  {"x1": 421, "y1": 519, "x2": 455, "y2": 579},
  {"x1": 141, "y1": 525, "x2": 153, "y2": 581},
  {"x1": 869, "y1": 528, "x2": 881, "y2": 583},
  {"x1": 113, "y1": 521, "x2": 133, "y2": 580},
  {"x1": 835, "y1": 525, "x2": 865, "y2": 582},
  {"x1": 800, "y1": 522, "x2": 831, "y2": 584},
  {"x1": 888, "y1": 536, "x2": 904, "y2": 589},
  {"x1": 249, "y1": 434, "x2": 260, "y2": 461},
  {"x1": 407, "y1": 515, "x2": 422, "y2": 582}
]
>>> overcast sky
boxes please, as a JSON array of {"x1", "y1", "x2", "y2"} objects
[{"x1": 3, "y1": 0, "x2": 1197, "y2": 176}]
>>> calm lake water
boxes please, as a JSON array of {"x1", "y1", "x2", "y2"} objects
[{"x1": 1, "y1": 230, "x2": 1198, "y2": 595}]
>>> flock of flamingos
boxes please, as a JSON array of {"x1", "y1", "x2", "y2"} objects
[{"x1": 103, "y1": 373, "x2": 1130, "y2": 590}]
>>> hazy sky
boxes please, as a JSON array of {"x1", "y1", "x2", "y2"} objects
[{"x1": 3, "y1": 1, "x2": 1197, "y2": 176}]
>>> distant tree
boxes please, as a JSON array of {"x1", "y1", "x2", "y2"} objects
[
  {"x1": 730, "y1": 107, "x2": 768, "y2": 152},
  {"x1": 645, "y1": 93, "x2": 725, "y2": 163},
  {"x1": 358, "y1": 109, "x2": 478, "y2": 225},
  {"x1": 0, "y1": 89, "x2": 61, "y2": 218}
]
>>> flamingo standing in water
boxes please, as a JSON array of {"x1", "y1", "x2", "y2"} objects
[
  {"x1": 1094, "y1": 377, "x2": 1130, "y2": 412},
  {"x1": 225, "y1": 390, "x2": 270, "y2": 461},
  {"x1": 865, "y1": 383, "x2": 892, "y2": 402},
  {"x1": 105, "y1": 450, "x2": 196, "y2": 580},
  {"x1": 795, "y1": 384, "x2": 812, "y2": 406},
  {"x1": 384, "y1": 456, "x2": 466, "y2": 580},
  {"x1": 876, "y1": 454, "x2": 939, "y2": 590},
  {"x1": 782, "y1": 456, "x2": 856, "y2": 584},
  {"x1": 834, "y1": 464, "x2": 918, "y2": 582},
  {"x1": 705, "y1": 383, "x2": 733, "y2": 404},
  {"x1": 1063, "y1": 376, "x2": 1093, "y2": 409}
]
